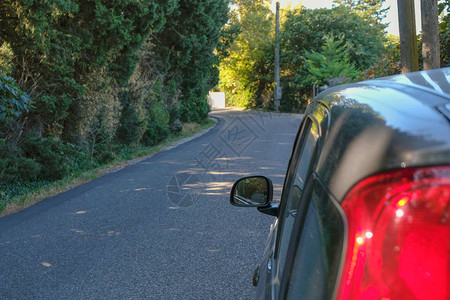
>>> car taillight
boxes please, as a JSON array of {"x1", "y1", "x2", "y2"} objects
[{"x1": 336, "y1": 166, "x2": 450, "y2": 300}]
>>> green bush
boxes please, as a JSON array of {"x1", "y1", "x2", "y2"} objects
[
  {"x1": 36, "y1": 94, "x2": 71, "y2": 124},
  {"x1": 0, "y1": 134, "x2": 113, "y2": 192},
  {"x1": 168, "y1": 105, "x2": 182, "y2": 134},
  {"x1": 117, "y1": 101, "x2": 146, "y2": 145},
  {"x1": 179, "y1": 95, "x2": 210, "y2": 123},
  {"x1": 0, "y1": 143, "x2": 41, "y2": 183},
  {"x1": 142, "y1": 123, "x2": 170, "y2": 146},
  {"x1": 22, "y1": 137, "x2": 75, "y2": 180},
  {"x1": 86, "y1": 126, "x2": 116, "y2": 165},
  {"x1": 142, "y1": 93, "x2": 171, "y2": 145}
]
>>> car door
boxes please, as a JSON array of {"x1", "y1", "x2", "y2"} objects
[
  {"x1": 264, "y1": 102, "x2": 329, "y2": 299},
  {"x1": 279, "y1": 178, "x2": 346, "y2": 300},
  {"x1": 274, "y1": 101, "x2": 345, "y2": 300}
]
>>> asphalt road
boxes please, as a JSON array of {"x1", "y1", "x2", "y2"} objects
[{"x1": 0, "y1": 109, "x2": 301, "y2": 300}]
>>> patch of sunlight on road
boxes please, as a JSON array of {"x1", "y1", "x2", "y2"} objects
[
  {"x1": 134, "y1": 188, "x2": 151, "y2": 191},
  {"x1": 202, "y1": 181, "x2": 233, "y2": 196},
  {"x1": 207, "y1": 171, "x2": 251, "y2": 177},
  {"x1": 207, "y1": 249, "x2": 222, "y2": 253},
  {"x1": 222, "y1": 156, "x2": 253, "y2": 161},
  {"x1": 203, "y1": 181, "x2": 232, "y2": 190},
  {"x1": 106, "y1": 231, "x2": 121, "y2": 237}
]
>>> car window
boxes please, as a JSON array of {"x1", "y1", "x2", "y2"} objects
[
  {"x1": 276, "y1": 117, "x2": 319, "y2": 278},
  {"x1": 284, "y1": 180, "x2": 345, "y2": 300}
]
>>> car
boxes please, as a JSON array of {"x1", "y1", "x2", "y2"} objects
[{"x1": 229, "y1": 67, "x2": 450, "y2": 300}]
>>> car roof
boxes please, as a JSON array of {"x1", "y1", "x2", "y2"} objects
[
  {"x1": 372, "y1": 67, "x2": 450, "y2": 101},
  {"x1": 312, "y1": 67, "x2": 450, "y2": 201}
]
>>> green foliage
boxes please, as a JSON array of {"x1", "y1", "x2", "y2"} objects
[
  {"x1": 332, "y1": 0, "x2": 388, "y2": 25},
  {"x1": 143, "y1": 123, "x2": 170, "y2": 146},
  {"x1": 360, "y1": 36, "x2": 401, "y2": 79},
  {"x1": 361, "y1": 0, "x2": 450, "y2": 79},
  {"x1": 117, "y1": 98, "x2": 147, "y2": 145},
  {"x1": 0, "y1": 0, "x2": 227, "y2": 144},
  {"x1": 219, "y1": 2, "x2": 388, "y2": 111},
  {"x1": 153, "y1": 0, "x2": 229, "y2": 122},
  {"x1": 2, "y1": 0, "x2": 82, "y2": 128},
  {"x1": 0, "y1": 180, "x2": 51, "y2": 211},
  {"x1": 22, "y1": 138, "x2": 76, "y2": 181},
  {"x1": 118, "y1": 42, "x2": 173, "y2": 145},
  {"x1": 280, "y1": 6, "x2": 385, "y2": 110},
  {"x1": 0, "y1": 0, "x2": 228, "y2": 214},
  {"x1": 216, "y1": 23, "x2": 242, "y2": 60},
  {"x1": 304, "y1": 35, "x2": 360, "y2": 86},
  {"x1": 105, "y1": 0, "x2": 179, "y2": 85},
  {"x1": 0, "y1": 42, "x2": 13, "y2": 75},
  {"x1": 179, "y1": 94, "x2": 211, "y2": 122},
  {"x1": 282, "y1": 6, "x2": 385, "y2": 73},
  {"x1": 218, "y1": 0, "x2": 274, "y2": 108},
  {"x1": 0, "y1": 137, "x2": 84, "y2": 184},
  {"x1": 439, "y1": 0, "x2": 450, "y2": 67},
  {"x1": 1, "y1": 0, "x2": 177, "y2": 136},
  {"x1": 0, "y1": 75, "x2": 31, "y2": 122},
  {"x1": 0, "y1": 143, "x2": 41, "y2": 183}
]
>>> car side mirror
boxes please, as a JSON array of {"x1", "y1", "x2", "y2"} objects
[{"x1": 230, "y1": 176, "x2": 273, "y2": 207}]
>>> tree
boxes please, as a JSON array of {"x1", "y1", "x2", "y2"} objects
[
  {"x1": 0, "y1": 0, "x2": 231, "y2": 195},
  {"x1": 304, "y1": 35, "x2": 360, "y2": 86},
  {"x1": 0, "y1": 0, "x2": 176, "y2": 140},
  {"x1": 360, "y1": 35, "x2": 402, "y2": 79},
  {"x1": 152, "y1": 0, "x2": 229, "y2": 122},
  {"x1": 218, "y1": 0, "x2": 274, "y2": 108},
  {"x1": 332, "y1": 0, "x2": 389, "y2": 25},
  {"x1": 280, "y1": 6, "x2": 385, "y2": 110}
]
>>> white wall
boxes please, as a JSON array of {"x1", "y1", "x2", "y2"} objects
[{"x1": 208, "y1": 92, "x2": 226, "y2": 108}]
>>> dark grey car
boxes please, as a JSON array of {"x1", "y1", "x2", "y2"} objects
[{"x1": 230, "y1": 68, "x2": 450, "y2": 300}]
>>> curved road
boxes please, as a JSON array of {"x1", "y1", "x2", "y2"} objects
[{"x1": 0, "y1": 109, "x2": 301, "y2": 299}]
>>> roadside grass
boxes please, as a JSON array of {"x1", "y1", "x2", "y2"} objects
[{"x1": 0, "y1": 119, "x2": 216, "y2": 217}]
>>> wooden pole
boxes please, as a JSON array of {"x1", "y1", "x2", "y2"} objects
[
  {"x1": 421, "y1": 0, "x2": 440, "y2": 69},
  {"x1": 274, "y1": 2, "x2": 281, "y2": 111},
  {"x1": 398, "y1": 0, "x2": 419, "y2": 73}
]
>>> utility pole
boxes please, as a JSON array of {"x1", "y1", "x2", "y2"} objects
[
  {"x1": 398, "y1": 0, "x2": 419, "y2": 73},
  {"x1": 274, "y1": 2, "x2": 281, "y2": 111},
  {"x1": 421, "y1": 0, "x2": 440, "y2": 69}
]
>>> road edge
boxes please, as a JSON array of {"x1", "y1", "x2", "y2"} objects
[{"x1": 0, "y1": 118, "x2": 219, "y2": 218}]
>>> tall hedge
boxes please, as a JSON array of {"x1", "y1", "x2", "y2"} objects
[{"x1": 0, "y1": 0, "x2": 229, "y2": 190}]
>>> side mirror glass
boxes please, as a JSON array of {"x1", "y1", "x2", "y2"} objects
[{"x1": 230, "y1": 176, "x2": 273, "y2": 207}]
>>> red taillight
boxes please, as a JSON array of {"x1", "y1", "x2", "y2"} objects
[{"x1": 336, "y1": 166, "x2": 450, "y2": 300}]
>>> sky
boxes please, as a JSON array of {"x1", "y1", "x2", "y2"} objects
[{"x1": 271, "y1": 0, "x2": 423, "y2": 37}]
